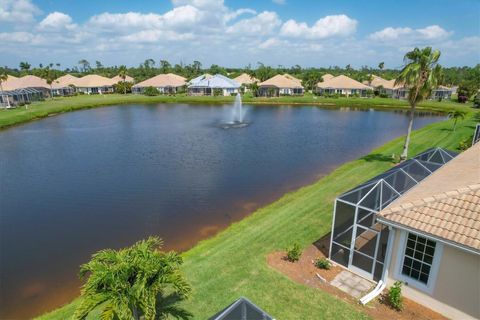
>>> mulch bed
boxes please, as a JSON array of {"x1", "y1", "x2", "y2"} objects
[{"x1": 266, "y1": 240, "x2": 447, "y2": 320}]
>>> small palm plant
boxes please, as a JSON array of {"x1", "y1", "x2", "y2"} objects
[
  {"x1": 448, "y1": 109, "x2": 466, "y2": 131},
  {"x1": 118, "y1": 65, "x2": 128, "y2": 94},
  {"x1": 73, "y1": 236, "x2": 192, "y2": 320}
]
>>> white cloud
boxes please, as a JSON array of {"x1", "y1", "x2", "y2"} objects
[
  {"x1": 280, "y1": 15, "x2": 357, "y2": 39},
  {"x1": 0, "y1": 0, "x2": 41, "y2": 23},
  {"x1": 369, "y1": 25, "x2": 452, "y2": 43},
  {"x1": 272, "y1": 0, "x2": 286, "y2": 5},
  {"x1": 38, "y1": 12, "x2": 76, "y2": 31},
  {"x1": 227, "y1": 11, "x2": 281, "y2": 35}
]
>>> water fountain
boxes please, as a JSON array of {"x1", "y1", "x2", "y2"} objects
[{"x1": 221, "y1": 93, "x2": 248, "y2": 129}]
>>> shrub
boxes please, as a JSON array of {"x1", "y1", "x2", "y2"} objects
[
  {"x1": 474, "y1": 93, "x2": 480, "y2": 108},
  {"x1": 144, "y1": 86, "x2": 160, "y2": 96},
  {"x1": 314, "y1": 258, "x2": 331, "y2": 270},
  {"x1": 286, "y1": 243, "x2": 302, "y2": 262},
  {"x1": 388, "y1": 281, "x2": 403, "y2": 311},
  {"x1": 458, "y1": 136, "x2": 473, "y2": 151},
  {"x1": 213, "y1": 88, "x2": 223, "y2": 96}
]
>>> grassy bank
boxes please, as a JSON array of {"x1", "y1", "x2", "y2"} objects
[
  {"x1": 37, "y1": 110, "x2": 478, "y2": 319},
  {"x1": 0, "y1": 93, "x2": 474, "y2": 129}
]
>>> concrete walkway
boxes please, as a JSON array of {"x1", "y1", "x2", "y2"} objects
[{"x1": 330, "y1": 270, "x2": 374, "y2": 298}]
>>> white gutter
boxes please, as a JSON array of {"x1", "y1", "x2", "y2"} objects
[{"x1": 360, "y1": 280, "x2": 386, "y2": 305}]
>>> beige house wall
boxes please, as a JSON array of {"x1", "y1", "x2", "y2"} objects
[{"x1": 386, "y1": 229, "x2": 480, "y2": 319}]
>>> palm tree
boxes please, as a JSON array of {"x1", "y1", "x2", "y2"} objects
[
  {"x1": 118, "y1": 65, "x2": 128, "y2": 94},
  {"x1": 448, "y1": 109, "x2": 466, "y2": 131},
  {"x1": 395, "y1": 47, "x2": 443, "y2": 161},
  {"x1": 378, "y1": 62, "x2": 385, "y2": 70},
  {"x1": 78, "y1": 59, "x2": 90, "y2": 73},
  {"x1": 43, "y1": 68, "x2": 56, "y2": 99},
  {"x1": 0, "y1": 72, "x2": 9, "y2": 108},
  {"x1": 73, "y1": 237, "x2": 191, "y2": 320}
]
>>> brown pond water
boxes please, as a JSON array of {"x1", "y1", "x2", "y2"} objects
[{"x1": 0, "y1": 104, "x2": 444, "y2": 319}]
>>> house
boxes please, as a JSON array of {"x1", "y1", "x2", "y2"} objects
[
  {"x1": 51, "y1": 74, "x2": 78, "y2": 96},
  {"x1": 187, "y1": 74, "x2": 240, "y2": 96},
  {"x1": 366, "y1": 75, "x2": 397, "y2": 97},
  {"x1": 317, "y1": 75, "x2": 371, "y2": 97},
  {"x1": 132, "y1": 73, "x2": 186, "y2": 94},
  {"x1": 0, "y1": 75, "x2": 47, "y2": 107},
  {"x1": 233, "y1": 73, "x2": 259, "y2": 92},
  {"x1": 431, "y1": 85, "x2": 453, "y2": 100},
  {"x1": 74, "y1": 75, "x2": 116, "y2": 94},
  {"x1": 209, "y1": 297, "x2": 274, "y2": 320},
  {"x1": 329, "y1": 145, "x2": 480, "y2": 319},
  {"x1": 258, "y1": 74, "x2": 304, "y2": 97},
  {"x1": 111, "y1": 75, "x2": 134, "y2": 83}
]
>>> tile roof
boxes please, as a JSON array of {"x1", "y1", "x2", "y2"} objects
[
  {"x1": 74, "y1": 74, "x2": 116, "y2": 88},
  {"x1": 233, "y1": 73, "x2": 259, "y2": 85},
  {"x1": 111, "y1": 75, "x2": 134, "y2": 83},
  {"x1": 317, "y1": 75, "x2": 372, "y2": 90},
  {"x1": 378, "y1": 143, "x2": 480, "y2": 253},
  {"x1": 259, "y1": 74, "x2": 303, "y2": 88},
  {"x1": 133, "y1": 73, "x2": 186, "y2": 88}
]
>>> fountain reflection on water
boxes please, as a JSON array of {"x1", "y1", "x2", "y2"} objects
[{"x1": 221, "y1": 93, "x2": 248, "y2": 129}]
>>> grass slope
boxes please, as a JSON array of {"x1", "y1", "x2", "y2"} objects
[
  {"x1": 36, "y1": 110, "x2": 478, "y2": 319},
  {"x1": 0, "y1": 93, "x2": 473, "y2": 129}
]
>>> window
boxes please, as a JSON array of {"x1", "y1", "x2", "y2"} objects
[{"x1": 402, "y1": 233, "x2": 436, "y2": 284}]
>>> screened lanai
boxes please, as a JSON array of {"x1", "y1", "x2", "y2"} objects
[{"x1": 329, "y1": 147, "x2": 457, "y2": 281}]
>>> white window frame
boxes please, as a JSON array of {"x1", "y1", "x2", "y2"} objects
[{"x1": 394, "y1": 230, "x2": 443, "y2": 294}]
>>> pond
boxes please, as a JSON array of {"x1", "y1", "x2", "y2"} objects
[{"x1": 0, "y1": 103, "x2": 444, "y2": 318}]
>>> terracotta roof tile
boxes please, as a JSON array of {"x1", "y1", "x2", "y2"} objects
[{"x1": 379, "y1": 143, "x2": 480, "y2": 253}]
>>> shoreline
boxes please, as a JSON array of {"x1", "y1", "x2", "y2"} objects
[
  {"x1": 0, "y1": 94, "x2": 472, "y2": 131},
  {"x1": 35, "y1": 112, "x2": 476, "y2": 320}
]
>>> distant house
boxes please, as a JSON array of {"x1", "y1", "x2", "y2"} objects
[
  {"x1": 188, "y1": 74, "x2": 240, "y2": 96},
  {"x1": 233, "y1": 73, "x2": 259, "y2": 92},
  {"x1": 258, "y1": 74, "x2": 304, "y2": 97},
  {"x1": 74, "y1": 75, "x2": 116, "y2": 94},
  {"x1": 329, "y1": 144, "x2": 480, "y2": 320},
  {"x1": 431, "y1": 85, "x2": 453, "y2": 100},
  {"x1": 111, "y1": 75, "x2": 134, "y2": 83},
  {"x1": 0, "y1": 75, "x2": 47, "y2": 107},
  {"x1": 366, "y1": 75, "x2": 397, "y2": 97},
  {"x1": 51, "y1": 74, "x2": 78, "y2": 96},
  {"x1": 132, "y1": 73, "x2": 186, "y2": 94},
  {"x1": 316, "y1": 75, "x2": 371, "y2": 97}
]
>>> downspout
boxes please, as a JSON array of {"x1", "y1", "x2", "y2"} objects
[{"x1": 360, "y1": 226, "x2": 396, "y2": 305}]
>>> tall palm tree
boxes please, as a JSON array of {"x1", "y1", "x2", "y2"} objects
[
  {"x1": 395, "y1": 47, "x2": 443, "y2": 161},
  {"x1": 73, "y1": 237, "x2": 191, "y2": 320},
  {"x1": 118, "y1": 65, "x2": 128, "y2": 94},
  {"x1": 448, "y1": 109, "x2": 466, "y2": 131},
  {"x1": 0, "y1": 73, "x2": 9, "y2": 108}
]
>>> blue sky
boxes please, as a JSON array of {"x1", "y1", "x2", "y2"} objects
[{"x1": 1, "y1": 0, "x2": 479, "y2": 69}]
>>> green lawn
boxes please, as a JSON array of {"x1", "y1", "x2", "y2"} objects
[
  {"x1": 0, "y1": 93, "x2": 473, "y2": 129},
  {"x1": 36, "y1": 107, "x2": 478, "y2": 319}
]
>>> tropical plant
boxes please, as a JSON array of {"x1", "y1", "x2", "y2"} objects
[
  {"x1": 457, "y1": 82, "x2": 475, "y2": 103},
  {"x1": 448, "y1": 109, "x2": 466, "y2": 131},
  {"x1": 286, "y1": 243, "x2": 302, "y2": 262},
  {"x1": 19, "y1": 61, "x2": 31, "y2": 71},
  {"x1": 118, "y1": 65, "x2": 128, "y2": 94},
  {"x1": 73, "y1": 237, "x2": 192, "y2": 320},
  {"x1": 474, "y1": 92, "x2": 480, "y2": 108},
  {"x1": 378, "y1": 62, "x2": 385, "y2": 70},
  {"x1": 160, "y1": 60, "x2": 171, "y2": 74},
  {"x1": 249, "y1": 81, "x2": 259, "y2": 97},
  {"x1": 43, "y1": 68, "x2": 57, "y2": 99},
  {"x1": 144, "y1": 86, "x2": 160, "y2": 96},
  {"x1": 395, "y1": 47, "x2": 443, "y2": 161},
  {"x1": 387, "y1": 281, "x2": 403, "y2": 311},
  {"x1": 302, "y1": 70, "x2": 322, "y2": 93},
  {"x1": 314, "y1": 258, "x2": 331, "y2": 270},
  {"x1": 78, "y1": 59, "x2": 91, "y2": 73}
]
